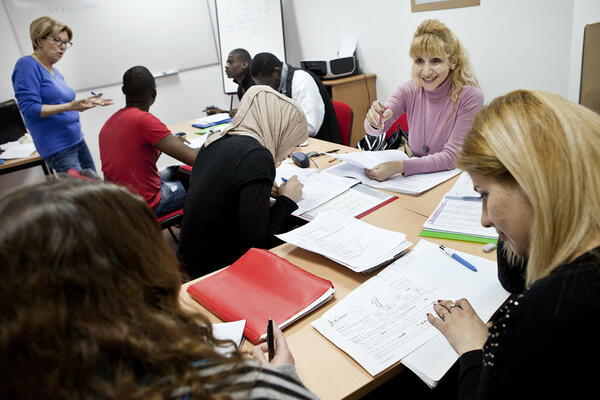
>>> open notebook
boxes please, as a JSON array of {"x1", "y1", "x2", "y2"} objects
[
  {"x1": 311, "y1": 239, "x2": 509, "y2": 385},
  {"x1": 275, "y1": 161, "x2": 397, "y2": 220}
]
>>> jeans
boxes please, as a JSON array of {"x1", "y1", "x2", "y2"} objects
[
  {"x1": 155, "y1": 166, "x2": 187, "y2": 218},
  {"x1": 45, "y1": 140, "x2": 97, "y2": 174}
]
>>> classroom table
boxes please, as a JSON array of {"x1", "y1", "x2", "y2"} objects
[
  {"x1": 173, "y1": 120, "x2": 495, "y2": 399},
  {"x1": 0, "y1": 151, "x2": 50, "y2": 176}
]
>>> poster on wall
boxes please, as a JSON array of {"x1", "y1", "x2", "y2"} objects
[{"x1": 411, "y1": 0, "x2": 480, "y2": 13}]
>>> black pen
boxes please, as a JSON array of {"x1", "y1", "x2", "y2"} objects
[
  {"x1": 267, "y1": 318, "x2": 274, "y2": 361},
  {"x1": 325, "y1": 149, "x2": 340, "y2": 153}
]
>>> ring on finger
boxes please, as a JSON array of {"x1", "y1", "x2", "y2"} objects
[{"x1": 440, "y1": 312, "x2": 447, "y2": 320}]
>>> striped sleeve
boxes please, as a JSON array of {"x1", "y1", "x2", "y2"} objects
[{"x1": 175, "y1": 360, "x2": 320, "y2": 400}]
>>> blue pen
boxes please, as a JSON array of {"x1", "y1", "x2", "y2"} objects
[
  {"x1": 440, "y1": 245, "x2": 477, "y2": 272},
  {"x1": 90, "y1": 91, "x2": 99, "y2": 96},
  {"x1": 281, "y1": 177, "x2": 287, "y2": 183}
]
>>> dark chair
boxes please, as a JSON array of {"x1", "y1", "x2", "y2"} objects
[{"x1": 332, "y1": 101, "x2": 353, "y2": 147}]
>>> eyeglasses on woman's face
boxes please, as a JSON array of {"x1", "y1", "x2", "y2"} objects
[{"x1": 47, "y1": 36, "x2": 73, "y2": 48}]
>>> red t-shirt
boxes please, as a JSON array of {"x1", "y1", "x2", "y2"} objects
[{"x1": 99, "y1": 107, "x2": 171, "y2": 210}]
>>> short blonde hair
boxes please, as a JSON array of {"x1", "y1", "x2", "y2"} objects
[
  {"x1": 457, "y1": 90, "x2": 600, "y2": 286},
  {"x1": 29, "y1": 16, "x2": 72, "y2": 51},
  {"x1": 409, "y1": 19, "x2": 479, "y2": 108}
]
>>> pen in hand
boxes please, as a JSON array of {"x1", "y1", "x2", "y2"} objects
[
  {"x1": 267, "y1": 318, "x2": 275, "y2": 362},
  {"x1": 89, "y1": 91, "x2": 112, "y2": 106},
  {"x1": 440, "y1": 245, "x2": 478, "y2": 272},
  {"x1": 376, "y1": 105, "x2": 389, "y2": 128}
]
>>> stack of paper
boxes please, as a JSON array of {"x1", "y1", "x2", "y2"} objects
[
  {"x1": 325, "y1": 151, "x2": 461, "y2": 195},
  {"x1": 0, "y1": 141, "x2": 36, "y2": 159},
  {"x1": 422, "y1": 172, "x2": 498, "y2": 242},
  {"x1": 311, "y1": 239, "x2": 509, "y2": 386},
  {"x1": 192, "y1": 113, "x2": 232, "y2": 129},
  {"x1": 276, "y1": 211, "x2": 411, "y2": 273}
]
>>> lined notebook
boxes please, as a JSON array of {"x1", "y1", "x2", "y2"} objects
[
  {"x1": 187, "y1": 248, "x2": 335, "y2": 344},
  {"x1": 421, "y1": 172, "x2": 498, "y2": 243}
]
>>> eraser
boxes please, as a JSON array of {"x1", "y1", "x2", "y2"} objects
[{"x1": 482, "y1": 243, "x2": 497, "y2": 253}]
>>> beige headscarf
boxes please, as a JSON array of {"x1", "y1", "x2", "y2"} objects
[{"x1": 204, "y1": 85, "x2": 308, "y2": 162}]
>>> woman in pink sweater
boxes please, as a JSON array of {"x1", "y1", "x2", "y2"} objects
[{"x1": 364, "y1": 19, "x2": 483, "y2": 180}]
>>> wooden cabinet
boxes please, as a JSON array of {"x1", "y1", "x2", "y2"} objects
[{"x1": 323, "y1": 73, "x2": 376, "y2": 148}]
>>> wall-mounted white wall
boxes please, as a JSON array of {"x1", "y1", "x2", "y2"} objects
[
  {"x1": 282, "y1": 0, "x2": 597, "y2": 104},
  {"x1": 2, "y1": 0, "x2": 599, "y2": 193}
]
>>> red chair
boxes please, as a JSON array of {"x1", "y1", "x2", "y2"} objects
[
  {"x1": 156, "y1": 164, "x2": 194, "y2": 244},
  {"x1": 332, "y1": 101, "x2": 353, "y2": 147}
]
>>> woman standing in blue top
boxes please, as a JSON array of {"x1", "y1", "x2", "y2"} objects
[{"x1": 11, "y1": 16, "x2": 112, "y2": 174}]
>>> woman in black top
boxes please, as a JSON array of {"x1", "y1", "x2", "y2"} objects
[
  {"x1": 178, "y1": 86, "x2": 307, "y2": 279},
  {"x1": 427, "y1": 90, "x2": 600, "y2": 399}
]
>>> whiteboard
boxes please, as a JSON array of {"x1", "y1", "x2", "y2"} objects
[
  {"x1": 215, "y1": 0, "x2": 285, "y2": 94},
  {"x1": 4, "y1": 0, "x2": 218, "y2": 91}
]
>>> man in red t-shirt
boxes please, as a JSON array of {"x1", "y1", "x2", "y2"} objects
[{"x1": 99, "y1": 66, "x2": 198, "y2": 217}]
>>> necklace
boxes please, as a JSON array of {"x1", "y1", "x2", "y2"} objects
[{"x1": 422, "y1": 101, "x2": 444, "y2": 154}]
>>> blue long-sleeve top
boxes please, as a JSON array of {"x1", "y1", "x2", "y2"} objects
[{"x1": 11, "y1": 55, "x2": 83, "y2": 158}]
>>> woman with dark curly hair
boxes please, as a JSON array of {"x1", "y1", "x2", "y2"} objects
[{"x1": 0, "y1": 178, "x2": 318, "y2": 400}]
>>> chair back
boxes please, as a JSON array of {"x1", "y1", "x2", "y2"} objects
[{"x1": 332, "y1": 101, "x2": 353, "y2": 146}]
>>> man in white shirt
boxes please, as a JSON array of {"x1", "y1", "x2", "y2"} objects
[{"x1": 251, "y1": 52, "x2": 341, "y2": 144}]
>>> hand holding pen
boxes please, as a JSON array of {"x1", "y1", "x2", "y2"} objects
[
  {"x1": 251, "y1": 319, "x2": 296, "y2": 367},
  {"x1": 366, "y1": 100, "x2": 393, "y2": 129},
  {"x1": 278, "y1": 175, "x2": 303, "y2": 203},
  {"x1": 88, "y1": 91, "x2": 113, "y2": 106}
]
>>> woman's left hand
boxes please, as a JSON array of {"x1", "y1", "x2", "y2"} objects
[
  {"x1": 427, "y1": 298, "x2": 489, "y2": 355},
  {"x1": 364, "y1": 161, "x2": 404, "y2": 181}
]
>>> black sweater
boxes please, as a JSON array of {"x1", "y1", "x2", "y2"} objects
[
  {"x1": 178, "y1": 135, "x2": 297, "y2": 279},
  {"x1": 458, "y1": 246, "x2": 600, "y2": 399}
]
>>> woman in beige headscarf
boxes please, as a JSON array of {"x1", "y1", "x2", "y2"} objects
[{"x1": 178, "y1": 86, "x2": 308, "y2": 279}]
